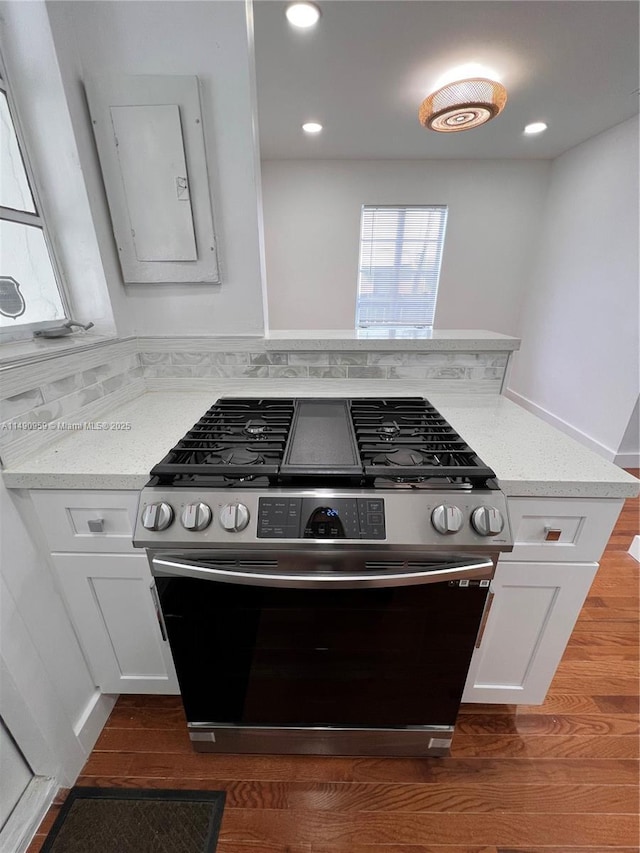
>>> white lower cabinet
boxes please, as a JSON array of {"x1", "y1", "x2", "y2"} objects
[
  {"x1": 51, "y1": 552, "x2": 179, "y2": 695},
  {"x1": 462, "y1": 495, "x2": 622, "y2": 705},
  {"x1": 32, "y1": 490, "x2": 622, "y2": 706},
  {"x1": 462, "y1": 559, "x2": 598, "y2": 704}
]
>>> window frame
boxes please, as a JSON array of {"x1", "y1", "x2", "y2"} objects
[
  {"x1": 355, "y1": 203, "x2": 448, "y2": 331},
  {"x1": 0, "y1": 63, "x2": 71, "y2": 338}
]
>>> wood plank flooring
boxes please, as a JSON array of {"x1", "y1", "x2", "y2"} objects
[{"x1": 27, "y1": 482, "x2": 639, "y2": 852}]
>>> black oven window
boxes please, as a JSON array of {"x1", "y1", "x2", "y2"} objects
[{"x1": 159, "y1": 576, "x2": 487, "y2": 729}]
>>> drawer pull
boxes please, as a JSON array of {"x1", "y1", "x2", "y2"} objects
[
  {"x1": 87, "y1": 518, "x2": 105, "y2": 533},
  {"x1": 544, "y1": 527, "x2": 562, "y2": 542}
]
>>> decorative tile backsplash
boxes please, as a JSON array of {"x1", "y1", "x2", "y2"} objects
[
  {"x1": 137, "y1": 348, "x2": 508, "y2": 385},
  {"x1": 0, "y1": 337, "x2": 510, "y2": 465},
  {"x1": 0, "y1": 341, "x2": 143, "y2": 464}
]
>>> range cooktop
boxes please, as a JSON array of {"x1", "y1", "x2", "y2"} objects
[
  {"x1": 135, "y1": 397, "x2": 511, "y2": 549},
  {"x1": 148, "y1": 397, "x2": 497, "y2": 490}
]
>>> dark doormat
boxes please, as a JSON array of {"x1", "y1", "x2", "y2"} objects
[{"x1": 40, "y1": 787, "x2": 225, "y2": 853}]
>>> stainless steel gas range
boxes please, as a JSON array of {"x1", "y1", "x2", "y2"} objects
[{"x1": 134, "y1": 397, "x2": 512, "y2": 757}]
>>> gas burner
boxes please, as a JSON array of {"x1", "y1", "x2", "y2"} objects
[
  {"x1": 375, "y1": 476, "x2": 473, "y2": 490},
  {"x1": 378, "y1": 420, "x2": 401, "y2": 441},
  {"x1": 207, "y1": 448, "x2": 265, "y2": 466},
  {"x1": 150, "y1": 397, "x2": 497, "y2": 489},
  {"x1": 243, "y1": 418, "x2": 269, "y2": 437},
  {"x1": 376, "y1": 448, "x2": 425, "y2": 467}
]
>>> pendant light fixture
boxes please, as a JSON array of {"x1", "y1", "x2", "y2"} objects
[{"x1": 419, "y1": 77, "x2": 507, "y2": 133}]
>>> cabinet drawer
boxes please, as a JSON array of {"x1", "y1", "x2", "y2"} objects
[
  {"x1": 31, "y1": 490, "x2": 139, "y2": 553},
  {"x1": 503, "y1": 497, "x2": 623, "y2": 563}
]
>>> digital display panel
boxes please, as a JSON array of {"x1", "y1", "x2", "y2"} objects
[
  {"x1": 304, "y1": 506, "x2": 346, "y2": 538},
  {"x1": 257, "y1": 497, "x2": 385, "y2": 539}
]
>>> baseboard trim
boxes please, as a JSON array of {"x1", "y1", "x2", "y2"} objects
[
  {"x1": 629, "y1": 535, "x2": 640, "y2": 563},
  {"x1": 73, "y1": 691, "x2": 117, "y2": 756},
  {"x1": 504, "y1": 388, "x2": 618, "y2": 461},
  {"x1": 0, "y1": 775, "x2": 57, "y2": 853},
  {"x1": 614, "y1": 451, "x2": 640, "y2": 468}
]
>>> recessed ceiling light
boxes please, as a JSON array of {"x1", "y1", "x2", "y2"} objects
[
  {"x1": 524, "y1": 122, "x2": 548, "y2": 135},
  {"x1": 286, "y1": 2, "x2": 321, "y2": 28},
  {"x1": 302, "y1": 122, "x2": 323, "y2": 134}
]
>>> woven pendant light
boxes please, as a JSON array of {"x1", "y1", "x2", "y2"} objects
[{"x1": 419, "y1": 78, "x2": 507, "y2": 132}]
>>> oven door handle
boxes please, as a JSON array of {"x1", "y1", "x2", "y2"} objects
[{"x1": 151, "y1": 556, "x2": 494, "y2": 589}]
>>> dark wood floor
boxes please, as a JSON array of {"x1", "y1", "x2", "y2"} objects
[{"x1": 28, "y1": 480, "x2": 639, "y2": 852}]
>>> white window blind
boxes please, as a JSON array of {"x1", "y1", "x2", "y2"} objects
[{"x1": 356, "y1": 205, "x2": 448, "y2": 329}]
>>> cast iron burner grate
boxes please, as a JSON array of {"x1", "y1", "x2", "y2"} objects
[
  {"x1": 149, "y1": 396, "x2": 496, "y2": 489},
  {"x1": 151, "y1": 399, "x2": 295, "y2": 484},
  {"x1": 350, "y1": 398, "x2": 496, "y2": 486}
]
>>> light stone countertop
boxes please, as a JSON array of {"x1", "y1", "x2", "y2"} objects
[
  {"x1": 1, "y1": 380, "x2": 637, "y2": 498},
  {"x1": 263, "y1": 329, "x2": 521, "y2": 351}
]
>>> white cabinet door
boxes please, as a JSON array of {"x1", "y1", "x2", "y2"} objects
[
  {"x1": 51, "y1": 553, "x2": 179, "y2": 695},
  {"x1": 462, "y1": 560, "x2": 598, "y2": 705}
]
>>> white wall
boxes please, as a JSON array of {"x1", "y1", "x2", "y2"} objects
[
  {"x1": 616, "y1": 396, "x2": 639, "y2": 467},
  {"x1": 46, "y1": 0, "x2": 265, "y2": 337},
  {"x1": 261, "y1": 159, "x2": 550, "y2": 334},
  {"x1": 508, "y1": 117, "x2": 639, "y2": 460}
]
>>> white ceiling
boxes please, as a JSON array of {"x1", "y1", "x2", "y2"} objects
[{"x1": 253, "y1": 0, "x2": 639, "y2": 160}]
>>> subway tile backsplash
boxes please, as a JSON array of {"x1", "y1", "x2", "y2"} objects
[
  {"x1": 0, "y1": 343, "x2": 143, "y2": 464},
  {"x1": 0, "y1": 339, "x2": 508, "y2": 465},
  {"x1": 136, "y1": 349, "x2": 508, "y2": 386}
]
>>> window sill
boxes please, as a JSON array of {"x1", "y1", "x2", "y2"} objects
[{"x1": 0, "y1": 333, "x2": 132, "y2": 368}]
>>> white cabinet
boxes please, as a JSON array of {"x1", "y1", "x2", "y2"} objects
[
  {"x1": 463, "y1": 496, "x2": 621, "y2": 705},
  {"x1": 30, "y1": 490, "x2": 179, "y2": 695},
  {"x1": 51, "y1": 553, "x2": 179, "y2": 695},
  {"x1": 462, "y1": 560, "x2": 597, "y2": 704},
  {"x1": 501, "y1": 497, "x2": 623, "y2": 563},
  {"x1": 30, "y1": 490, "x2": 140, "y2": 553},
  {"x1": 31, "y1": 489, "x2": 623, "y2": 704}
]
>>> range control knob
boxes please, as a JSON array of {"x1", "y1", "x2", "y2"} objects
[
  {"x1": 181, "y1": 502, "x2": 212, "y2": 531},
  {"x1": 219, "y1": 503, "x2": 250, "y2": 532},
  {"x1": 141, "y1": 502, "x2": 174, "y2": 531},
  {"x1": 431, "y1": 504, "x2": 464, "y2": 535},
  {"x1": 471, "y1": 506, "x2": 505, "y2": 537}
]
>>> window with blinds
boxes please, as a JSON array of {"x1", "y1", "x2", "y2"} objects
[{"x1": 355, "y1": 205, "x2": 448, "y2": 329}]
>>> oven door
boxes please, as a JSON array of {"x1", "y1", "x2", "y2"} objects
[{"x1": 151, "y1": 551, "x2": 494, "y2": 735}]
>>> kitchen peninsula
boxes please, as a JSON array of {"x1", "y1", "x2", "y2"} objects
[
  {"x1": 2, "y1": 383, "x2": 636, "y2": 498},
  {"x1": 1, "y1": 331, "x2": 637, "y2": 763}
]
